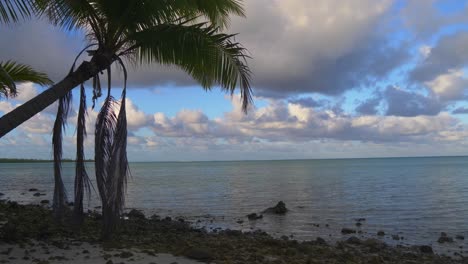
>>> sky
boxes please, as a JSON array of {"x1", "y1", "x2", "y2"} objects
[{"x1": 1, "y1": 0, "x2": 468, "y2": 161}]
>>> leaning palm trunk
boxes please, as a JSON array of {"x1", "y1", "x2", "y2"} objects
[
  {"x1": 0, "y1": 53, "x2": 115, "y2": 138},
  {"x1": 73, "y1": 84, "x2": 91, "y2": 225},
  {"x1": 52, "y1": 91, "x2": 72, "y2": 220}
]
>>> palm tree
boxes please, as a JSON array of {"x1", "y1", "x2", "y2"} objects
[
  {"x1": 0, "y1": 1, "x2": 52, "y2": 98},
  {"x1": 0, "y1": 0, "x2": 252, "y2": 237}
]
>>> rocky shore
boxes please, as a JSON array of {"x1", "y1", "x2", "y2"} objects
[{"x1": 0, "y1": 201, "x2": 467, "y2": 263}]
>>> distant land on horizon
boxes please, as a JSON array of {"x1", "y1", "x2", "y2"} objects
[
  {"x1": 0, "y1": 155, "x2": 466, "y2": 163},
  {"x1": 0, "y1": 158, "x2": 94, "y2": 163}
]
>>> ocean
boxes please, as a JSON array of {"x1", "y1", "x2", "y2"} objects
[{"x1": 1, "y1": 156, "x2": 467, "y2": 254}]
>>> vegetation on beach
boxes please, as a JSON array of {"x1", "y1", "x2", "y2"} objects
[{"x1": 0, "y1": 201, "x2": 463, "y2": 264}]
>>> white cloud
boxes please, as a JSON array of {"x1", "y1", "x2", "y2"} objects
[{"x1": 426, "y1": 70, "x2": 468, "y2": 101}]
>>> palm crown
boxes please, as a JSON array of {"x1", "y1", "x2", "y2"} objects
[{"x1": 41, "y1": 0, "x2": 252, "y2": 110}]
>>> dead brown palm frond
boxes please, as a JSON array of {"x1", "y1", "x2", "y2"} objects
[
  {"x1": 73, "y1": 84, "x2": 92, "y2": 225},
  {"x1": 52, "y1": 91, "x2": 72, "y2": 221},
  {"x1": 104, "y1": 57, "x2": 130, "y2": 236}
]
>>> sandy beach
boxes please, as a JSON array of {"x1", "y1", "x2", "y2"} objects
[{"x1": 0, "y1": 241, "x2": 201, "y2": 264}]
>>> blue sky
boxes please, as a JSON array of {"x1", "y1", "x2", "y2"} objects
[{"x1": 1, "y1": 0, "x2": 468, "y2": 161}]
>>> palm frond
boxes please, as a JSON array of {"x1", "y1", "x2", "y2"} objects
[
  {"x1": 73, "y1": 84, "x2": 91, "y2": 225},
  {"x1": 52, "y1": 91, "x2": 72, "y2": 221},
  {"x1": 127, "y1": 22, "x2": 252, "y2": 111},
  {"x1": 105, "y1": 57, "x2": 129, "y2": 236},
  {"x1": 0, "y1": 60, "x2": 52, "y2": 98},
  {"x1": 0, "y1": 0, "x2": 34, "y2": 24},
  {"x1": 94, "y1": 70, "x2": 118, "y2": 236}
]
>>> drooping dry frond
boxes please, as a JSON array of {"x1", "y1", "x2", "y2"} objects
[
  {"x1": 52, "y1": 91, "x2": 72, "y2": 221},
  {"x1": 73, "y1": 84, "x2": 92, "y2": 225},
  {"x1": 104, "y1": 58, "x2": 130, "y2": 236}
]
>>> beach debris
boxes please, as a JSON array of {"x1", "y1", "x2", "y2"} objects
[
  {"x1": 392, "y1": 234, "x2": 400, "y2": 240},
  {"x1": 28, "y1": 188, "x2": 38, "y2": 192},
  {"x1": 419, "y1": 245, "x2": 434, "y2": 254},
  {"x1": 355, "y1": 222, "x2": 362, "y2": 227},
  {"x1": 355, "y1": 218, "x2": 366, "y2": 222},
  {"x1": 377, "y1": 230, "x2": 385, "y2": 236},
  {"x1": 247, "y1": 213, "x2": 263, "y2": 220},
  {"x1": 184, "y1": 247, "x2": 214, "y2": 262},
  {"x1": 341, "y1": 228, "x2": 356, "y2": 234},
  {"x1": 346, "y1": 236, "x2": 362, "y2": 245},
  {"x1": 456, "y1": 235, "x2": 465, "y2": 240},
  {"x1": 0, "y1": 193, "x2": 4, "y2": 196},
  {"x1": 117, "y1": 251, "x2": 134, "y2": 258},
  {"x1": 362, "y1": 238, "x2": 387, "y2": 253},
  {"x1": 263, "y1": 201, "x2": 288, "y2": 214},
  {"x1": 438, "y1": 232, "x2": 454, "y2": 243}
]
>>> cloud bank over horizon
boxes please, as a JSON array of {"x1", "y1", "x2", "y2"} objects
[{"x1": 1, "y1": 0, "x2": 468, "y2": 161}]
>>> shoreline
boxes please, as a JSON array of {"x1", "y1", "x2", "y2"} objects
[{"x1": 0, "y1": 200, "x2": 465, "y2": 263}]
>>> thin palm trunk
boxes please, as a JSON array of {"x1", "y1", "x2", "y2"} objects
[
  {"x1": 0, "y1": 53, "x2": 114, "y2": 138},
  {"x1": 73, "y1": 84, "x2": 91, "y2": 225}
]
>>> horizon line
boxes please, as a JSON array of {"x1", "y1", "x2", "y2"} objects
[{"x1": 1, "y1": 155, "x2": 467, "y2": 163}]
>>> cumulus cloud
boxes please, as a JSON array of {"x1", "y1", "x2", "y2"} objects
[
  {"x1": 145, "y1": 96, "x2": 464, "y2": 145},
  {"x1": 384, "y1": 86, "x2": 442, "y2": 117},
  {"x1": 0, "y1": 0, "x2": 410, "y2": 99},
  {"x1": 411, "y1": 32, "x2": 468, "y2": 83}
]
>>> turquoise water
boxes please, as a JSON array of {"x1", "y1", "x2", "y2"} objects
[{"x1": 1, "y1": 156, "x2": 468, "y2": 253}]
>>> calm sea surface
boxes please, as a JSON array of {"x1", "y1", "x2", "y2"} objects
[{"x1": 1, "y1": 157, "x2": 468, "y2": 253}]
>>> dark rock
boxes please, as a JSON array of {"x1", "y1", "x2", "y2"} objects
[
  {"x1": 456, "y1": 235, "x2": 465, "y2": 240},
  {"x1": 377, "y1": 230, "x2": 385, "y2": 236},
  {"x1": 355, "y1": 222, "x2": 362, "y2": 227},
  {"x1": 392, "y1": 234, "x2": 400, "y2": 240},
  {"x1": 40, "y1": 200, "x2": 49, "y2": 204},
  {"x1": 0, "y1": 193, "x2": 4, "y2": 196},
  {"x1": 28, "y1": 188, "x2": 38, "y2": 192},
  {"x1": 346, "y1": 236, "x2": 362, "y2": 245},
  {"x1": 341, "y1": 228, "x2": 356, "y2": 234},
  {"x1": 184, "y1": 248, "x2": 214, "y2": 262},
  {"x1": 105, "y1": 260, "x2": 113, "y2": 264},
  {"x1": 127, "y1": 209, "x2": 145, "y2": 220},
  {"x1": 355, "y1": 218, "x2": 366, "y2": 222},
  {"x1": 438, "y1": 232, "x2": 454, "y2": 243},
  {"x1": 236, "y1": 220, "x2": 244, "y2": 224},
  {"x1": 33, "y1": 192, "x2": 41, "y2": 197},
  {"x1": 263, "y1": 201, "x2": 288, "y2": 214},
  {"x1": 150, "y1": 214, "x2": 160, "y2": 221},
  {"x1": 315, "y1": 237, "x2": 326, "y2": 245},
  {"x1": 118, "y1": 251, "x2": 133, "y2": 258},
  {"x1": 419, "y1": 245, "x2": 433, "y2": 254},
  {"x1": 247, "y1": 213, "x2": 263, "y2": 220}
]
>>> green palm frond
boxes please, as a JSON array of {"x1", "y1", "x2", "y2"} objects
[
  {"x1": 127, "y1": 22, "x2": 252, "y2": 111},
  {"x1": 0, "y1": 0, "x2": 34, "y2": 24},
  {"x1": 0, "y1": 60, "x2": 53, "y2": 98}
]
